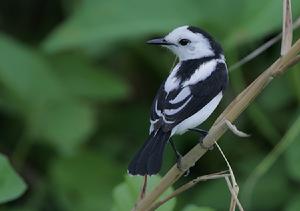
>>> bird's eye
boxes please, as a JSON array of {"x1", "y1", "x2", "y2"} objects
[{"x1": 179, "y1": 39, "x2": 190, "y2": 46}]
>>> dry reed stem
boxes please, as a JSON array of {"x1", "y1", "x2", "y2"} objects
[
  {"x1": 281, "y1": 0, "x2": 293, "y2": 55},
  {"x1": 215, "y1": 143, "x2": 241, "y2": 211},
  {"x1": 148, "y1": 171, "x2": 229, "y2": 211}
]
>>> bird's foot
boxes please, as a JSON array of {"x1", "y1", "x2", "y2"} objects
[
  {"x1": 176, "y1": 154, "x2": 190, "y2": 177},
  {"x1": 199, "y1": 138, "x2": 214, "y2": 151},
  {"x1": 169, "y1": 139, "x2": 190, "y2": 176}
]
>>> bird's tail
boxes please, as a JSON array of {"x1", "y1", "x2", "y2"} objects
[{"x1": 128, "y1": 129, "x2": 171, "y2": 175}]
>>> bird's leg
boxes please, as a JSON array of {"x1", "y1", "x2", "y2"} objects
[
  {"x1": 169, "y1": 138, "x2": 182, "y2": 166},
  {"x1": 189, "y1": 128, "x2": 214, "y2": 150},
  {"x1": 169, "y1": 138, "x2": 189, "y2": 176}
]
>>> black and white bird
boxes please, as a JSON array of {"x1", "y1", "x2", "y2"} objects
[{"x1": 128, "y1": 25, "x2": 228, "y2": 176}]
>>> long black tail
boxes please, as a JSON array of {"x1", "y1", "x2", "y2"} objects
[{"x1": 128, "y1": 129, "x2": 171, "y2": 175}]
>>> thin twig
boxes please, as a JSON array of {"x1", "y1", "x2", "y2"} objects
[
  {"x1": 140, "y1": 175, "x2": 148, "y2": 200},
  {"x1": 225, "y1": 176, "x2": 244, "y2": 211},
  {"x1": 149, "y1": 171, "x2": 230, "y2": 210},
  {"x1": 230, "y1": 33, "x2": 282, "y2": 71},
  {"x1": 230, "y1": 16, "x2": 300, "y2": 71},
  {"x1": 215, "y1": 143, "x2": 241, "y2": 211},
  {"x1": 215, "y1": 144, "x2": 236, "y2": 188},
  {"x1": 281, "y1": 0, "x2": 293, "y2": 55}
]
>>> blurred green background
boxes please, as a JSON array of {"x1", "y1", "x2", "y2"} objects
[{"x1": 0, "y1": 0, "x2": 300, "y2": 210}]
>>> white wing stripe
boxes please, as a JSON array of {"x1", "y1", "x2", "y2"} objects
[
  {"x1": 164, "y1": 96, "x2": 192, "y2": 116},
  {"x1": 169, "y1": 87, "x2": 191, "y2": 104},
  {"x1": 155, "y1": 100, "x2": 162, "y2": 117},
  {"x1": 152, "y1": 101, "x2": 175, "y2": 124},
  {"x1": 182, "y1": 60, "x2": 217, "y2": 86}
]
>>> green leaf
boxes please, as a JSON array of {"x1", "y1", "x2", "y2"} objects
[
  {"x1": 182, "y1": 205, "x2": 215, "y2": 211},
  {"x1": 3, "y1": 208, "x2": 36, "y2": 211},
  {"x1": 288, "y1": 67, "x2": 300, "y2": 104},
  {"x1": 43, "y1": 0, "x2": 300, "y2": 53},
  {"x1": 111, "y1": 175, "x2": 176, "y2": 211},
  {"x1": 50, "y1": 151, "x2": 122, "y2": 211},
  {"x1": 242, "y1": 115, "x2": 300, "y2": 209},
  {"x1": 49, "y1": 54, "x2": 129, "y2": 101},
  {"x1": 191, "y1": 180, "x2": 230, "y2": 210},
  {"x1": 0, "y1": 154, "x2": 27, "y2": 203},
  {"x1": 224, "y1": 0, "x2": 300, "y2": 48},
  {"x1": 285, "y1": 194, "x2": 300, "y2": 211},
  {"x1": 257, "y1": 75, "x2": 293, "y2": 112},
  {"x1": 247, "y1": 104, "x2": 281, "y2": 144},
  {"x1": 42, "y1": 0, "x2": 205, "y2": 52},
  {"x1": 244, "y1": 165, "x2": 290, "y2": 210},
  {"x1": 30, "y1": 101, "x2": 96, "y2": 154},
  {"x1": 0, "y1": 34, "x2": 96, "y2": 153},
  {"x1": 0, "y1": 34, "x2": 67, "y2": 111},
  {"x1": 284, "y1": 115, "x2": 300, "y2": 181}
]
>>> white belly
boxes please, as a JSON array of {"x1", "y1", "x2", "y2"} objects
[{"x1": 172, "y1": 92, "x2": 223, "y2": 135}]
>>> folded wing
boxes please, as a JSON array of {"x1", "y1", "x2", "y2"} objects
[{"x1": 150, "y1": 61, "x2": 228, "y2": 133}]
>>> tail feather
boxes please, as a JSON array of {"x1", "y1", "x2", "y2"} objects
[{"x1": 128, "y1": 129, "x2": 171, "y2": 175}]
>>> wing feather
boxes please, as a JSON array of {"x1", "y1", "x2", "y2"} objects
[{"x1": 150, "y1": 61, "x2": 228, "y2": 132}]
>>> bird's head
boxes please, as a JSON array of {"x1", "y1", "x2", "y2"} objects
[{"x1": 147, "y1": 25, "x2": 223, "y2": 61}]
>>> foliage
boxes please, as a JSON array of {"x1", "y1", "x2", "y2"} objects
[
  {"x1": 0, "y1": 154, "x2": 26, "y2": 203},
  {"x1": 112, "y1": 175, "x2": 175, "y2": 211},
  {"x1": 0, "y1": 0, "x2": 299, "y2": 210},
  {"x1": 49, "y1": 150, "x2": 123, "y2": 211},
  {"x1": 182, "y1": 205, "x2": 214, "y2": 211}
]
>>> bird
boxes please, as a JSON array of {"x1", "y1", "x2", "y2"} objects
[{"x1": 128, "y1": 25, "x2": 228, "y2": 176}]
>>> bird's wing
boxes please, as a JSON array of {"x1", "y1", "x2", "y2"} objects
[{"x1": 150, "y1": 62, "x2": 228, "y2": 132}]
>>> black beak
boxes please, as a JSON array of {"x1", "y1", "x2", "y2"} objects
[{"x1": 146, "y1": 38, "x2": 174, "y2": 46}]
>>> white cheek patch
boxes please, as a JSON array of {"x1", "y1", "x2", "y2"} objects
[
  {"x1": 169, "y1": 87, "x2": 191, "y2": 104},
  {"x1": 189, "y1": 46, "x2": 195, "y2": 51},
  {"x1": 164, "y1": 26, "x2": 216, "y2": 61}
]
